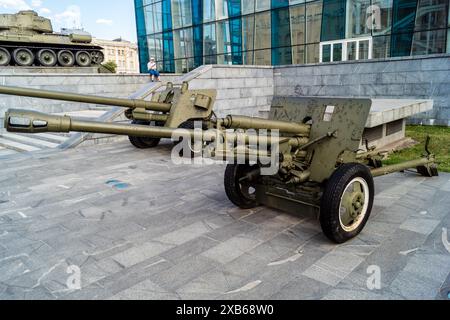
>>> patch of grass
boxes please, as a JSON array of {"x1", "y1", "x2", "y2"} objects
[{"x1": 383, "y1": 125, "x2": 450, "y2": 173}]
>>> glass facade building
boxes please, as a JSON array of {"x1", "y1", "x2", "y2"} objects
[{"x1": 134, "y1": 0, "x2": 450, "y2": 73}]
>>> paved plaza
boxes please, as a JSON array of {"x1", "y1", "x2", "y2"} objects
[{"x1": 0, "y1": 141, "x2": 449, "y2": 300}]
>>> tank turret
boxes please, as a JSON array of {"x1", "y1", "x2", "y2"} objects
[{"x1": 0, "y1": 10, "x2": 104, "y2": 67}]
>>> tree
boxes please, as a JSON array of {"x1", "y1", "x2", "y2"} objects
[{"x1": 102, "y1": 60, "x2": 117, "y2": 73}]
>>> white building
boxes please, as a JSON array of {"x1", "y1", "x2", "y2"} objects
[{"x1": 93, "y1": 38, "x2": 140, "y2": 74}]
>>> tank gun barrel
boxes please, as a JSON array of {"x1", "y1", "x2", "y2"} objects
[{"x1": 0, "y1": 86, "x2": 172, "y2": 112}]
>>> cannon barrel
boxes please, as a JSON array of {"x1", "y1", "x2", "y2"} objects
[
  {"x1": 0, "y1": 85, "x2": 172, "y2": 112},
  {"x1": 5, "y1": 109, "x2": 306, "y2": 146},
  {"x1": 223, "y1": 115, "x2": 310, "y2": 136}
]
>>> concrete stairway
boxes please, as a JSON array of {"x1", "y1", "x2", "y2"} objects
[
  {"x1": 0, "y1": 110, "x2": 105, "y2": 158},
  {"x1": 0, "y1": 110, "x2": 107, "y2": 156},
  {"x1": 0, "y1": 132, "x2": 72, "y2": 155}
]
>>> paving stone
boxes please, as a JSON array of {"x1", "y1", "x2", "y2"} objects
[
  {"x1": 109, "y1": 279, "x2": 180, "y2": 300},
  {"x1": 0, "y1": 140, "x2": 448, "y2": 300},
  {"x1": 155, "y1": 221, "x2": 214, "y2": 246},
  {"x1": 160, "y1": 236, "x2": 220, "y2": 264},
  {"x1": 111, "y1": 242, "x2": 174, "y2": 268},
  {"x1": 201, "y1": 236, "x2": 263, "y2": 264},
  {"x1": 323, "y1": 288, "x2": 404, "y2": 300},
  {"x1": 390, "y1": 270, "x2": 444, "y2": 300},
  {"x1": 270, "y1": 276, "x2": 331, "y2": 300},
  {"x1": 150, "y1": 256, "x2": 219, "y2": 292},
  {"x1": 302, "y1": 249, "x2": 365, "y2": 287},
  {"x1": 399, "y1": 218, "x2": 440, "y2": 235},
  {"x1": 402, "y1": 253, "x2": 450, "y2": 285}
]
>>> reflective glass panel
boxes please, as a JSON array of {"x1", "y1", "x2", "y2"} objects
[
  {"x1": 242, "y1": 15, "x2": 255, "y2": 51},
  {"x1": 372, "y1": 35, "x2": 391, "y2": 58},
  {"x1": 290, "y1": 4, "x2": 306, "y2": 45},
  {"x1": 216, "y1": 20, "x2": 231, "y2": 54},
  {"x1": 321, "y1": 0, "x2": 346, "y2": 41},
  {"x1": 292, "y1": 45, "x2": 305, "y2": 63},
  {"x1": 347, "y1": 41, "x2": 357, "y2": 60},
  {"x1": 359, "y1": 39, "x2": 370, "y2": 59},
  {"x1": 371, "y1": 0, "x2": 393, "y2": 35},
  {"x1": 306, "y1": 1, "x2": 323, "y2": 43},
  {"x1": 204, "y1": 0, "x2": 216, "y2": 22},
  {"x1": 254, "y1": 49, "x2": 271, "y2": 64},
  {"x1": 333, "y1": 43, "x2": 343, "y2": 61},
  {"x1": 346, "y1": 0, "x2": 372, "y2": 38},
  {"x1": 256, "y1": 0, "x2": 271, "y2": 12},
  {"x1": 412, "y1": 29, "x2": 447, "y2": 55},
  {"x1": 305, "y1": 43, "x2": 320, "y2": 63},
  {"x1": 203, "y1": 23, "x2": 217, "y2": 57},
  {"x1": 242, "y1": 0, "x2": 255, "y2": 14},
  {"x1": 254, "y1": 11, "x2": 271, "y2": 49},
  {"x1": 414, "y1": 0, "x2": 449, "y2": 31},
  {"x1": 322, "y1": 44, "x2": 331, "y2": 62},
  {"x1": 171, "y1": 0, "x2": 193, "y2": 28}
]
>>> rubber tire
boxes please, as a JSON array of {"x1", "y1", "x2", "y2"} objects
[
  {"x1": 13, "y1": 48, "x2": 34, "y2": 66},
  {"x1": 128, "y1": 120, "x2": 161, "y2": 149},
  {"x1": 176, "y1": 121, "x2": 207, "y2": 158},
  {"x1": 58, "y1": 50, "x2": 75, "y2": 67},
  {"x1": 0, "y1": 48, "x2": 11, "y2": 66},
  {"x1": 76, "y1": 51, "x2": 92, "y2": 67},
  {"x1": 320, "y1": 163, "x2": 375, "y2": 244},
  {"x1": 37, "y1": 49, "x2": 57, "y2": 67},
  {"x1": 91, "y1": 51, "x2": 105, "y2": 65},
  {"x1": 224, "y1": 164, "x2": 259, "y2": 209},
  {"x1": 417, "y1": 165, "x2": 439, "y2": 177}
]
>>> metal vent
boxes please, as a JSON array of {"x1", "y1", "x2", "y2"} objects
[
  {"x1": 362, "y1": 125, "x2": 383, "y2": 143},
  {"x1": 386, "y1": 120, "x2": 403, "y2": 136}
]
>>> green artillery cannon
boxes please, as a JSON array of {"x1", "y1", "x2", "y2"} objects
[{"x1": 1, "y1": 83, "x2": 438, "y2": 243}]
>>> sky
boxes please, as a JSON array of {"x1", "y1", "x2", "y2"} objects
[{"x1": 0, "y1": 0, "x2": 138, "y2": 42}]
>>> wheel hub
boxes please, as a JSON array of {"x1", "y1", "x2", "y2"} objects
[
  {"x1": 350, "y1": 192, "x2": 365, "y2": 218},
  {"x1": 339, "y1": 177, "x2": 370, "y2": 232}
]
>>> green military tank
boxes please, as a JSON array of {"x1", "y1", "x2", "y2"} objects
[{"x1": 0, "y1": 10, "x2": 104, "y2": 68}]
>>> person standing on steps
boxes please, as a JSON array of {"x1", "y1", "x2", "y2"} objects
[{"x1": 147, "y1": 57, "x2": 160, "y2": 82}]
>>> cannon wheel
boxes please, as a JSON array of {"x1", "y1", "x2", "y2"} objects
[
  {"x1": 320, "y1": 163, "x2": 374, "y2": 244},
  {"x1": 0, "y1": 48, "x2": 11, "y2": 66},
  {"x1": 128, "y1": 120, "x2": 161, "y2": 149},
  {"x1": 175, "y1": 121, "x2": 208, "y2": 158},
  {"x1": 38, "y1": 49, "x2": 57, "y2": 67},
  {"x1": 224, "y1": 164, "x2": 260, "y2": 209},
  {"x1": 417, "y1": 164, "x2": 439, "y2": 177},
  {"x1": 13, "y1": 48, "x2": 34, "y2": 66}
]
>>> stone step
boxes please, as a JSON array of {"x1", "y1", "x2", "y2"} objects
[
  {"x1": 0, "y1": 137, "x2": 41, "y2": 152},
  {"x1": 0, "y1": 146, "x2": 18, "y2": 157},
  {"x1": 22, "y1": 133, "x2": 69, "y2": 144},
  {"x1": 1, "y1": 133, "x2": 60, "y2": 149}
]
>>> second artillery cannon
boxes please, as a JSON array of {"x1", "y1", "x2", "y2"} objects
[{"x1": 1, "y1": 83, "x2": 438, "y2": 243}]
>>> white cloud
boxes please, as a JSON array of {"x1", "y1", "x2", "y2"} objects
[
  {"x1": 53, "y1": 5, "x2": 81, "y2": 29},
  {"x1": 0, "y1": 0, "x2": 31, "y2": 10},
  {"x1": 31, "y1": 0, "x2": 42, "y2": 7},
  {"x1": 96, "y1": 18, "x2": 113, "y2": 26},
  {"x1": 39, "y1": 7, "x2": 51, "y2": 15}
]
